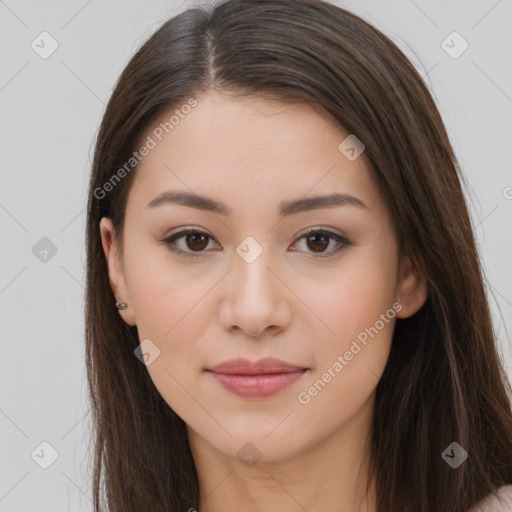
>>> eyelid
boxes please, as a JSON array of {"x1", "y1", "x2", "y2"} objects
[
  {"x1": 295, "y1": 226, "x2": 348, "y2": 241},
  {"x1": 162, "y1": 226, "x2": 213, "y2": 240}
]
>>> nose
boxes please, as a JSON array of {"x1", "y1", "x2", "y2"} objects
[{"x1": 217, "y1": 248, "x2": 292, "y2": 338}]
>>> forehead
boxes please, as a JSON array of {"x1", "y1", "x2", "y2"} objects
[{"x1": 127, "y1": 90, "x2": 379, "y2": 215}]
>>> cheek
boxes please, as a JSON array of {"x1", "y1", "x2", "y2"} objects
[
  {"x1": 124, "y1": 237, "x2": 211, "y2": 337},
  {"x1": 294, "y1": 248, "x2": 398, "y2": 419},
  {"x1": 123, "y1": 242, "x2": 216, "y2": 384},
  {"x1": 123, "y1": 242, "x2": 233, "y2": 409},
  {"x1": 125, "y1": 252, "x2": 216, "y2": 422},
  {"x1": 304, "y1": 246, "x2": 398, "y2": 354}
]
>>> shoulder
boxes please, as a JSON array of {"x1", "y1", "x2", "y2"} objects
[{"x1": 470, "y1": 485, "x2": 512, "y2": 512}]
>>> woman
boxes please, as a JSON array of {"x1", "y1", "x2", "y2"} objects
[{"x1": 85, "y1": 0, "x2": 512, "y2": 510}]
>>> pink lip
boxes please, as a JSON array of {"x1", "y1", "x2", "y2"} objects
[{"x1": 207, "y1": 357, "x2": 308, "y2": 398}]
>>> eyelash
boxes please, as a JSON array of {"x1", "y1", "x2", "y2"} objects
[{"x1": 159, "y1": 227, "x2": 352, "y2": 259}]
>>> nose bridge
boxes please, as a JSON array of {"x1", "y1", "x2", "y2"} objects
[
  {"x1": 234, "y1": 235, "x2": 276, "y2": 300},
  {"x1": 219, "y1": 235, "x2": 290, "y2": 337}
]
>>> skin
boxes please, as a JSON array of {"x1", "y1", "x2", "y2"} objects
[{"x1": 100, "y1": 90, "x2": 427, "y2": 512}]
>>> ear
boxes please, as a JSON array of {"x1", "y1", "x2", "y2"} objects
[
  {"x1": 99, "y1": 217, "x2": 136, "y2": 326},
  {"x1": 395, "y1": 252, "x2": 428, "y2": 319}
]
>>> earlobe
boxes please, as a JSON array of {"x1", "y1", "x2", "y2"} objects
[
  {"x1": 395, "y1": 253, "x2": 428, "y2": 319},
  {"x1": 99, "y1": 217, "x2": 137, "y2": 326}
]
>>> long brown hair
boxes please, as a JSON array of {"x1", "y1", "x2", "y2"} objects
[{"x1": 85, "y1": 1, "x2": 512, "y2": 510}]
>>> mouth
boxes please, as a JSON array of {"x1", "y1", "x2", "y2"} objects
[{"x1": 206, "y1": 357, "x2": 309, "y2": 398}]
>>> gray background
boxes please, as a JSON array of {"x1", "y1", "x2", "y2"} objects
[{"x1": 0, "y1": 0, "x2": 511, "y2": 510}]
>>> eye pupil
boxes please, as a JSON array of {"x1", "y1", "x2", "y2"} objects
[
  {"x1": 186, "y1": 233, "x2": 208, "y2": 251},
  {"x1": 307, "y1": 233, "x2": 329, "y2": 252}
]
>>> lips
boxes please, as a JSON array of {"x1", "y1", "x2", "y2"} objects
[
  {"x1": 208, "y1": 357, "x2": 306, "y2": 375},
  {"x1": 206, "y1": 357, "x2": 308, "y2": 398}
]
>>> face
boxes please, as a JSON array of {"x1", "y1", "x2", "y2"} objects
[{"x1": 100, "y1": 90, "x2": 426, "y2": 465}]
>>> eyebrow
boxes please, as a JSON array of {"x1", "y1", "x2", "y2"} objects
[{"x1": 146, "y1": 190, "x2": 369, "y2": 216}]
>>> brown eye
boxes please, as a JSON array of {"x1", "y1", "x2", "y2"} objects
[
  {"x1": 306, "y1": 232, "x2": 330, "y2": 252},
  {"x1": 161, "y1": 229, "x2": 218, "y2": 257},
  {"x1": 185, "y1": 232, "x2": 209, "y2": 251},
  {"x1": 291, "y1": 229, "x2": 351, "y2": 258}
]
